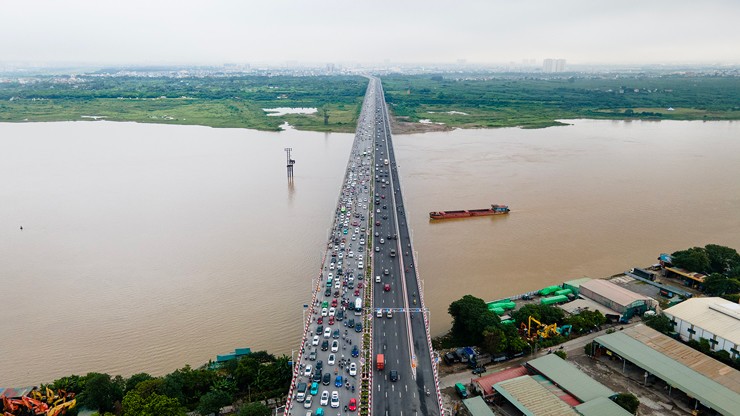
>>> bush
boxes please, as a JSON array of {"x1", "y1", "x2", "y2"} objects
[
  {"x1": 614, "y1": 393, "x2": 640, "y2": 414},
  {"x1": 554, "y1": 350, "x2": 567, "y2": 360}
]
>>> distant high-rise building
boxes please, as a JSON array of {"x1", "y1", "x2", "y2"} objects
[
  {"x1": 542, "y1": 58, "x2": 567, "y2": 73},
  {"x1": 326, "y1": 63, "x2": 336, "y2": 73}
]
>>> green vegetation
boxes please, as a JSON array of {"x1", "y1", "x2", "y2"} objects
[
  {"x1": 671, "y1": 244, "x2": 740, "y2": 299},
  {"x1": 2, "y1": 73, "x2": 739, "y2": 133},
  {"x1": 381, "y1": 74, "x2": 740, "y2": 129},
  {"x1": 643, "y1": 313, "x2": 675, "y2": 335},
  {"x1": 40, "y1": 350, "x2": 291, "y2": 416},
  {"x1": 614, "y1": 392, "x2": 640, "y2": 415},
  {"x1": 0, "y1": 75, "x2": 368, "y2": 132}
]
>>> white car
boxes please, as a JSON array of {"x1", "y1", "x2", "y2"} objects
[
  {"x1": 330, "y1": 391, "x2": 340, "y2": 408},
  {"x1": 324, "y1": 328, "x2": 332, "y2": 338},
  {"x1": 329, "y1": 307, "x2": 336, "y2": 317},
  {"x1": 327, "y1": 273, "x2": 333, "y2": 282},
  {"x1": 358, "y1": 261, "x2": 363, "y2": 269},
  {"x1": 329, "y1": 263, "x2": 335, "y2": 270},
  {"x1": 304, "y1": 365, "x2": 312, "y2": 376},
  {"x1": 348, "y1": 251, "x2": 354, "y2": 258},
  {"x1": 375, "y1": 276, "x2": 381, "y2": 283},
  {"x1": 321, "y1": 308, "x2": 328, "y2": 317},
  {"x1": 349, "y1": 363, "x2": 357, "y2": 376},
  {"x1": 334, "y1": 281, "x2": 340, "y2": 289},
  {"x1": 304, "y1": 395, "x2": 312, "y2": 409},
  {"x1": 380, "y1": 238, "x2": 384, "y2": 244},
  {"x1": 331, "y1": 340, "x2": 339, "y2": 352},
  {"x1": 320, "y1": 391, "x2": 329, "y2": 406},
  {"x1": 358, "y1": 254, "x2": 363, "y2": 261},
  {"x1": 359, "y1": 239, "x2": 365, "y2": 245},
  {"x1": 328, "y1": 354, "x2": 336, "y2": 365},
  {"x1": 312, "y1": 335, "x2": 320, "y2": 346},
  {"x1": 376, "y1": 309, "x2": 383, "y2": 318},
  {"x1": 338, "y1": 252, "x2": 344, "y2": 259}
]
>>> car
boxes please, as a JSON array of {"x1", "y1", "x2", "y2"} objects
[
  {"x1": 310, "y1": 382, "x2": 320, "y2": 395},
  {"x1": 321, "y1": 340, "x2": 329, "y2": 351},
  {"x1": 324, "y1": 328, "x2": 331, "y2": 338},
  {"x1": 304, "y1": 394, "x2": 313, "y2": 409},
  {"x1": 347, "y1": 319, "x2": 355, "y2": 328},
  {"x1": 324, "y1": 288, "x2": 331, "y2": 297},
  {"x1": 375, "y1": 221, "x2": 381, "y2": 226},
  {"x1": 348, "y1": 398, "x2": 357, "y2": 412},
  {"x1": 328, "y1": 316, "x2": 335, "y2": 325},
  {"x1": 322, "y1": 373, "x2": 331, "y2": 386},
  {"x1": 472, "y1": 366, "x2": 487, "y2": 375},
  {"x1": 383, "y1": 269, "x2": 389, "y2": 276},
  {"x1": 375, "y1": 246, "x2": 380, "y2": 252},
  {"x1": 335, "y1": 375, "x2": 343, "y2": 387},
  {"x1": 379, "y1": 238, "x2": 384, "y2": 244},
  {"x1": 384, "y1": 284, "x2": 390, "y2": 292},
  {"x1": 334, "y1": 281, "x2": 340, "y2": 289},
  {"x1": 336, "y1": 310, "x2": 344, "y2": 321},
  {"x1": 312, "y1": 336, "x2": 320, "y2": 346},
  {"x1": 332, "y1": 329, "x2": 340, "y2": 339},
  {"x1": 320, "y1": 391, "x2": 330, "y2": 406},
  {"x1": 321, "y1": 308, "x2": 328, "y2": 317},
  {"x1": 330, "y1": 391, "x2": 339, "y2": 408},
  {"x1": 357, "y1": 282, "x2": 363, "y2": 288},
  {"x1": 348, "y1": 251, "x2": 354, "y2": 258},
  {"x1": 375, "y1": 275, "x2": 381, "y2": 283},
  {"x1": 354, "y1": 289, "x2": 360, "y2": 296},
  {"x1": 355, "y1": 322, "x2": 362, "y2": 332},
  {"x1": 390, "y1": 370, "x2": 399, "y2": 382},
  {"x1": 328, "y1": 354, "x2": 336, "y2": 365},
  {"x1": 351, "y1": 345, "x2": 359, "y2": 357},
  {"x1": 338, "y1": 252, "x2": 344, "y2": 259},
  {"x1": 322, "y1": 300, "x2": 329, "y2": 308},
  {"x1": 317, "y1": 316, "x2": 323, "y2": 324},
  {"x1": 316, "y1": 360, "x2": 323, "y2": 372},
  {"x1": 315, "y1": 407, "x2": 325, "y2": 416},
  {"x1": 376, "y1": 308, "x2": 383, "y2": 318},
  {"x1": 329, "y1": 307, "x2": 336, "y2": 316},
  {"x1": 331, "y1": 340, "x2": 339, "y2": 352},
  {"x1": 309, "y1": 348, "x2": 317, "y2": 361},
  {"x1": 329, "y1": 263, "x2": 335, "y2": 270},
  {"x1": 304, "y1": 365, "x2": 312, "y2": 376},
  {"x1": 374, "y1": 231, "x2": 379, "y2": 237},
  {"x1": 386, "y1": 308, "x2": 393, "y2": 318},
  {"x1": 331, "y1": 298, "x2": 338, "y2": 307},
  {"x1": 349, "y1": 362, "x2": 357, "y2": 376}
]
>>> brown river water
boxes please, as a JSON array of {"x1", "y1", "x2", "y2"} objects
[{"x1": 1, "y1": 119, "x2": 739, "y2": 385}]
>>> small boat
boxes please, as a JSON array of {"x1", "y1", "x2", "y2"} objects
[{"x1": 429, "y1": 204, "x2": 510, "y2": 220}]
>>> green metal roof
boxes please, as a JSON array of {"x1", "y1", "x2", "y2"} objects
[
  {"x1": 594, "y1": 331, "x2": 740, "y2": 416},
  {"x1": 462, "y1": 396, "x2": 496, "y2": 416},
  {"x1": 527, "y1": 354, "x2": 615, "y2": 402},
  {"x1": 575, "y1": 397, "x2": 632, "y2": 416}
]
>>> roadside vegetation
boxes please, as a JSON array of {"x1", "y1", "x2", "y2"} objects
[
  {"x1": 381, "y1": 74, "x2": 740, "y2": 129},
  {"x1": 0, "y1": 75, "x2": 368, "y2": 132},
  {"x1": 2, "y1": 73, "x2": 740, "y2": 133},
  {"x1": 670, "y1": 243, "x2": 740, "y2": 301},
  {"x1": 34, "y1": 351, "x2": 290, "y2": 416}
]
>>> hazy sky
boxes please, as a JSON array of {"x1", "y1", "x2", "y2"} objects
[{"x1": 2, "y1": 0, "x2": 739, "y2": 66}]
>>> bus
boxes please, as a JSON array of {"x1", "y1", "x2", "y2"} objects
[{"x1": 354, "y1": 297, "x2": 362, "y2": 315}]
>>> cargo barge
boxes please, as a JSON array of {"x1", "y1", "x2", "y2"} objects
[{"x1": 429, "y1": 204, "x2": 510, "y2": 220}]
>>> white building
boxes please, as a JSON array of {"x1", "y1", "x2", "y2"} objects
[
  {"x1": 542, "y1": 58, "x2": 566, "y2": 73},
  {"x1": 664, "y1": 297, "x2": 740, "y2": 358}
]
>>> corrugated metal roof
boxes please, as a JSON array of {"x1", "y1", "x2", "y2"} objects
[
  {"x1": 563, "y1": 277, "x2": 592, "y2": 287},
  {"x1": 580, "y1": 279, "x2": 648, "y2": 308},
  {"x1": 664, "y1": 297, "x2": 740, "y2": 349},
  {"x1": 531, "y1": 375, "x2": 581, "y2": 407},
  {"x1": 559, "y1": 298, "x2": 621, "y2": 317},
  {"x1": 575, "y1": 397, "x2": 632, "y2": 416},
  {"x1": 494, "y1": 375, "x2": 579, "y2": 416},
  {"x1": 0, "y1": 386, "x2": 35, "y2": 398},
  {"x1": 462, "y1": 396, "x2": 496, "y2": 416},
  {"x1": 527, "y1": 354, "x2": 615, "y2": 402},
  {"x1": 472, "y1": 366, "x2": 529, "y2": 396},
  {"x1": 594, "y1": 328, "x2": 740, "y2": 416},
  {"x1": 621, "y1": 324, "x2": 740, "y2": 394}
]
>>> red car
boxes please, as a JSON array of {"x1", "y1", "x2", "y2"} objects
[
  {"x1": 328, "y1": 316, "x2": 335, "y2": 325},
  {"x1": 331, "y1": 299, "x2": 338, "y2": 307},
  {"x1": 348, "y1": 398, "x2": 357, "y2": 412},
  {"x1": 354, "y1": 289, "x2": 360, "y2": 296},
  {"x1": 375, "y1": 221, "x2": 381, "y2": 226},
  {"x1": 384, "y1": 284, "x2": 391, "y2": 292},
  {"x1": 317, "y1": 317, "x2": 323, "y2": 324},
  {"x1": 357, "y1": 282, "x2": 363, "y2": 288}
]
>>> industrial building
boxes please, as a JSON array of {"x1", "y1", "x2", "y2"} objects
[
  {"x1": 462, "y1": 396, "x2": 496, "y2": 416},
  {"x1": 526, "y1": 354, "x2": 616, "y2": 403},
  {"x1": 578, "y1": 279, "x2": 657, "y2": 319},
  {"x1": 592, "y1": 324, "x2": 740, "y2": 416},
  {"x1": 664, "y1": 297, "x2": 740, "y2": 358},
  {"x1": 562, "y1": 277, "x2": 592, "y2": 296}
]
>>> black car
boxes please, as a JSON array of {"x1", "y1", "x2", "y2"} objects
[
  {"x1": 316, "y1": 325, "x2": 324, "y2": 334},
  {"x1": 347, "y1": 319, "x2": 355, "y2": 328},
  {"x1": 389, "y1": 370, "x2": 398, "y2": 382},
  {"x1": 472, "y1": 366, "x2": 486, "y2": 375},
  {"x1": 324, "y1": 288, "x2": 332, "y2": 297},
  {"x1": 316, "y1": 360, "x2": 323, "y2": 372},
  {"x1": 336, "y1": 310, "x2": 344, "y2": 321},
  {"x1": 322, "y1": 372, "x2": 331, "y2": 386},
  {"x1": 351, "y1": 345, "x2": 359, "y2": 357},
  {"x1": 321, "y1": 340, "x2": 329, "y2": 351},
  {"x1": 312, "y1": 372, "x2": 322, "y2": 383},
  {"x1": 355, "y1": 322, "x2": 363, "y2": 333},
  {"x1": 332, "y1": 329, "x2": 340, "y2": 339}
]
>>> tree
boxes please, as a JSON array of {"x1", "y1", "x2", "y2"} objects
[
  {"x1": 643, "y1": 313, "x2": 674, "y2": 335},
  {"x1": 614, "y1": 393, "x2": 640, "y2": 414},
  {"x1": 703, "y1": 273, "x2": 740, "y2": 296},
  {"x1": 482, "y1": 326, "x2": 507, "y2": 354},
  {"x1": 134, "y1": 378, "x2": 165, "y2": 399},
  {"x1": 79, "y1": 373, "x2": 123, "y2": 414},
  {"x1": 512, "y1": 304, "x2": 564, "y2": 327},
  {"x1": 704, "y1": 244, "x2": 740, "y2": 274},
  {"x1": 125, "y1": 373, "x2": 154, "y2": 394},
  {"x1": 238, "y1": 402, "x2": 271, "y2": 416},
  {"x1": 197, "y1": 390, "x2": 232, "y2": 416},
  {"x1": 122, "y1": 390, "x2": 185, "y2": 416},
  {"x1": 671, "y1": 247, "x2": 710, "y2": 273},
  {"x1": 448, "y1": 295, "x2": 500, "y2": 345},
  {"x1": 554, "y1": 350, "x2": 567, "y2": 360}
]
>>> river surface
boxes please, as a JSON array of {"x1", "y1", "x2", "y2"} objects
[{"x1": 1, "y1": 119, "x2": 739, "y2": 385}]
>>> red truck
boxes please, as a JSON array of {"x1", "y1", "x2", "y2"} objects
[{"x1": 376, "y1": 354, "x2": 385, "y2": 370}]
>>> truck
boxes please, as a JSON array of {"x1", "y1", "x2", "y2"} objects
[
  {"x1": 376, "y1": 354, "x2": 385, "y2": 370},
  {"x1": 454, "y1": 383, "x2": 469, "y2": 399},
  {"x1": 296, "y1": 382, "x2": 307, "y2": 402}
]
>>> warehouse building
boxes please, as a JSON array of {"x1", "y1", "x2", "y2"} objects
[
  {"x1": 562, "y1": 277, "x2": 592, "y2": 296},
  {"x1": 579, "y1": 279, "x2": 657, "y2": 319},
  {"x1": 592, "y1": 324, "x2": 740, "y2": 415},
  {"x1": 526, "y1": 354, "x2": 616, "y2": 403},
  {"x1": 664, "y1": 297, "x2": 740, "y2": 358}
]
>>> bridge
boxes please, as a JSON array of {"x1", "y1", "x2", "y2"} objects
[{"x1": 285, "y1": 77, "x2": 442, "y2": 416}]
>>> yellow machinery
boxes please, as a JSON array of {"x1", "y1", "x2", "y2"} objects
[{"x1": 522, "y1": 316, "x2": 559, "y2": 340}]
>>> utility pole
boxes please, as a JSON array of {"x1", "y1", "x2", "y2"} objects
[{"x1": 285, "y1": 147, "x2": 295, "y2": 180}]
